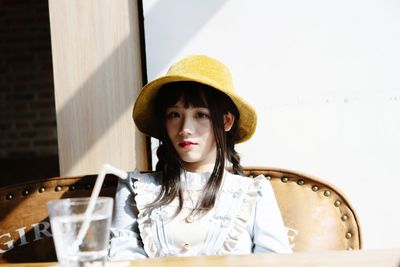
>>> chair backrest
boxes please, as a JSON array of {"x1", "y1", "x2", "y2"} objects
[
  {"x1": 0, "y1": 167, "x2": 362, "y2": 263},
  {"x1": 0, "y1": 174, "x2": 118, "y2": 263},
  {"x1": 243, "y1": 167, "x2": 362, "y2": 251}
]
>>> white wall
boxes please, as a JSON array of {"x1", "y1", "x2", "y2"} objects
[{"x1": 142, "y1": 0, "x2": 400, "y2": 249}]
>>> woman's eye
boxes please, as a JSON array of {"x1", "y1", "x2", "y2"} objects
[
  {"x1": 166, "y1": 111, "x2": 180, "y2": 119},
  {"x1": 196, "y1": 112, "x2": 210, "y2": 119}
]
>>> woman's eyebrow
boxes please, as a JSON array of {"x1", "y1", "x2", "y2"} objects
[{"x1": 167, "y1": 104, "x2": 181, "y2": 109}]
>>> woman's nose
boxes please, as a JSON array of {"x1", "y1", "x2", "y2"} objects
[{"x1": 179, "y1": 117, "x2": 194, "y2": 136}]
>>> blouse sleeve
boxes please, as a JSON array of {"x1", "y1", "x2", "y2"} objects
[
  {"x1": 252, "y1": 176, "x2": 292, "y2": 253},
  {"x1": 108, "y1": 173, "x2": 148, "y2": 260}
]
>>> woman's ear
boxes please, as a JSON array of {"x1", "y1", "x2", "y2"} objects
[{"x1": 223, "y1": 112, "x2": 235, "y2": 132}]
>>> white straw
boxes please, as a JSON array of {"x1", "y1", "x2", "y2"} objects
[{"x1": 72, "y1": 164, "x2": 128, "y2": 250}]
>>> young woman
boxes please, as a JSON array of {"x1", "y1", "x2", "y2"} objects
[{"x1": 108, "y1": 55, "x2": 292, "y2": 259}]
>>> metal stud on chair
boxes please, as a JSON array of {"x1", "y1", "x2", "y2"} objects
[{"x1": 346, "y1": 232, "x2": 352, "y2": 239}]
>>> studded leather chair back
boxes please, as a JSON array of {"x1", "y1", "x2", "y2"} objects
[
  {"x1": 243, "y1": 167, "x2": 362, "y2": 251},
  {"x1": 0, "y1": 167, "x2": 361, "y2": 263},
  {"x1": 0, "y1": 174, "x2": 118, "y2": 263}
]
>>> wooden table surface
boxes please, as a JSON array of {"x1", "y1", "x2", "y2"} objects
[{"x1": 2, "y1": 249, "x2": 399, "y2": 267}]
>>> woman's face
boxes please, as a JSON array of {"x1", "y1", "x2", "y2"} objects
[{"x1": 165, "y1": 98, "x2": 216, "y2": 173}]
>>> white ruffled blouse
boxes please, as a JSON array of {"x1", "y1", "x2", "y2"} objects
[{"x1": 108, "y1": 169, "x2": 292, "y2": 260}]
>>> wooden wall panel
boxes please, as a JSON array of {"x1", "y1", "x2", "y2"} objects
[{"x1": 49, "y1": 0, "x2": 147, "y2": 175}]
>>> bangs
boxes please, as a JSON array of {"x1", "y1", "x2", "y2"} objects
[{"x1": 157, "y1": 82, "x2": 209, "y2": 109}]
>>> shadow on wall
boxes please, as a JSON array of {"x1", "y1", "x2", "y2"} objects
[
  {"x1": 55, "y1": 35, "x2": 137, "y2": 174},
  {"x1": 143, "y1": 0, "x2": 228, "y2": 79},
  {"x1": 52, "y1": 0, "x2": 143, "y2": 175}
]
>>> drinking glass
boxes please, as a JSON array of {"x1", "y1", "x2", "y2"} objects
[{"x1": 48, "y1": 197, "x2": 113, "y2": 267}]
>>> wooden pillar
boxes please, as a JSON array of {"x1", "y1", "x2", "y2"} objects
[{"x1": 48, "y1": 0, "x2": 148, "y2": 176}]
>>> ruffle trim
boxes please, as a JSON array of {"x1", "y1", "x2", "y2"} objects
[
  {"x1": 219, "y1": 175, "x2": 265, "y2": 254},
  {"x1": 133, "y1": 170, "x2": 210, "y2": 257},
  {"x1": 131, "y1": 170, "x2": 267, "y2": 257},
  {"x1": 131, "y1": 170, "x2": 163, "y2": 258}
]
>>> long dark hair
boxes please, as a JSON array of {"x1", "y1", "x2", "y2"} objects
[{"x1": 148, "y1": 81, "x2": 243, "y2": 215}]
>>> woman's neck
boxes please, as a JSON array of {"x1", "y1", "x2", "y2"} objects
[{"x1": 182, "y1": 162, "x2": 215, "y2": 173}]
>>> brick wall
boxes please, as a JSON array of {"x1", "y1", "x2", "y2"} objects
[{"x1": 0, "y1": 0, "x2": 59, "y2": 184}]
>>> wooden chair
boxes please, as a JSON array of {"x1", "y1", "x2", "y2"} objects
[
  {"x1": 243, "y1": 167, "x2": 362, "y2": 251},
  {"x1": 0, "y1": 167, "x2": 361, "y2": 263},
  {"x1": 0, "y1": 174, "x2": 118, "y2": 263}
]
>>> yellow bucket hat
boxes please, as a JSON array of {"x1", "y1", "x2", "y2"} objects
[{"x1": 133, "y1": 55, "x2": 257, "y2": 143}]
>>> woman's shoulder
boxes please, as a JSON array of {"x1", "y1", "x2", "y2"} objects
[
  {"x1": 117, "y1": 169, "x2": 162, "y2": 195},
  {"x1": 117, "y1": 169, "x2": 163, "y2": 211}
]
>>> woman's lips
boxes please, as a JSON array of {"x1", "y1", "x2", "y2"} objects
[{"x1": 179, "y1": 141, "x2": 196, "y2": 149}]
